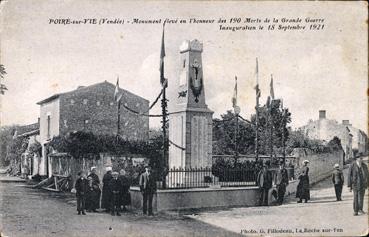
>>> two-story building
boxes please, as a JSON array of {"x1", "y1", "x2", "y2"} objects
[
  {"x1": 300, "y1": 110, "x2": 368, "y2": 162},
  {"x1": 36, "y1": 81, "x2": 149, "y2": 176}
]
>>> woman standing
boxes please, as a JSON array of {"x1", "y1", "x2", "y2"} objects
[
  {"x1": 87, "y1": 167, "x2": 101, "y2": 212},
  {"x1": 296, "y1": 160, "x2": 310, "y2": 203},
  {"x1": 101, "y1": 167, "x2": 113, "y2": 212}
]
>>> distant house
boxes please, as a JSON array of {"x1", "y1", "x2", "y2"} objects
[
  {"x1": 300, "y1": 110, "x2": 367, "y2": 162},
  {"x1": 36, "y1": 81, "x2": 149, "y2": 176}
]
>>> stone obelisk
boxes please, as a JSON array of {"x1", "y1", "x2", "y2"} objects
[{"x1": 168, "y1": 39, "x2": 213, "y2": 169}]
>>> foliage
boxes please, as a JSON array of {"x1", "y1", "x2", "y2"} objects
[
  {"x1": 286, "y1": 130, "x2": 343, "y2": 154},
  {"x1": 211, "y1": 157, "x2": 263, "y2": 182},
  {"x1": 213, "y1": 110, "x2": 255, "y2": 156},
  {"x1": 213, "y1": 99, "x2": 292, "y2": 157},
  {"x1": 49, "y1": 131, "x2": 167, "y2": 179},
  {"x1": 250, "y1": 99, "x2": 292, "y2": 155},
  {"x1": 0, "y1": 126, "x2": 19, "y2": 166},
  {"x1": 0, "y1": 64, "x2": 6, "y2": 79},
  {"x1": 29, "y1": 141, "x2": 42, "y2": 156}
]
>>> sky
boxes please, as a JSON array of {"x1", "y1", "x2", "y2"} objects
[{"x1": 0, "y1": 0, "x2": 367, "y2": 132}]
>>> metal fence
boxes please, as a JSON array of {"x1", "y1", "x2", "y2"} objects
[
  {"x1": 164, "y1": 166, "x2": 295, "y2": 189},
  {"x1": 165, "y1": 167, "x2": 258, "y2": 189}
]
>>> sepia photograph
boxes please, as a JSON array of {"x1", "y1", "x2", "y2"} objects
[{"x1": 0, "y1": 1, "x2": 368, "y2": 236}]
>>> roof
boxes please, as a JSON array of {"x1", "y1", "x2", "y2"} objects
[
  {"x1": 37, "y1": 81, "x2": 149, "y2": 105},
  {"x1": 17, "y1": 129, "x2": 40, "y2": 138}
]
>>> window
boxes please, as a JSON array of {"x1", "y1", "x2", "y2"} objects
[
  {"x1": 183, "y1": 59, "x2": 186, "y2": 68},
  {"x1": 47, "y1": 115, "x2": 51, "y2": 139},
  {"x1": 83, "y1": 99, "x2": 88, "y2": 105}
]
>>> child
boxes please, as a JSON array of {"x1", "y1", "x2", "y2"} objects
[{"x1": 75, "y1": 171, "x2": 89, "y2": 215}]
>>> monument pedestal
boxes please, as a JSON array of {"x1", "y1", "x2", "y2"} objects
[{"x1": 168, "y1": 39, "x2": 213, "y2": 185}]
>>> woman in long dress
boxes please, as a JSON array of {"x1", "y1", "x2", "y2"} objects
[
  {"x1": 101, "y1": 167, "x2": 113, "y2": 212},
  {"x1": 296, "y1": 160, "x2": 310, "y2": 203},
  {"x1": 87, "y1": 167, "x2": 101, "y2": 212}
]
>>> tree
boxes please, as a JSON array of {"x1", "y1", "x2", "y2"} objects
[
  {"x1": 213, "y1": 110, "x2": 255, "y2": 156},
  {"x1": 250, "y1": 99, "x2": 292, "y2": 155},
  {"x1": 0, "y1": 125, "x2": 20, "y2": 167},
  {"x1": 0, "y1": 64, "x2": 7, "y2": 94}
]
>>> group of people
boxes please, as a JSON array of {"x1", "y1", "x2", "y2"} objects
[
  {"x1": 74, "y1": 166, "x2": 131, "y2": 216},
  {"x1": 257, "y1": 156, "x2": 369, "y2": 217},
  {"x1": 256, "y1": 160, "x2": 290, "y2": 206},
  {"x1": 74, "y1": 165, "x2": 157, "y2": 216}
]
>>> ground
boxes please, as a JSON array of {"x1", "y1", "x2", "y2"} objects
[
  {"x1": 0, "y1": 162, "x2": 368, "y2": 237},
  {"x1": 185, "y1": 163, "x2": 368, "y2": 236}
]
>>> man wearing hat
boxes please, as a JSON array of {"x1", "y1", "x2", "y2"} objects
[
  {"x1": 109, "y1": 172, "x2": 121, "y2": 216},
  {"x1": 274, "y1": 161, "x2": 289, "y2": 205},
  {"x1": 139, "y1": 166, "x2": 157, "y2": 215},
  {"x1": 257, "y1": 160, "x2": 273, "y2": 206},
  {"x1": 348, "y1": 157, "x2": 368, "y2": 216},
  {"x1": 332, "y1": 163, "x2": 344, "y2": 201}
]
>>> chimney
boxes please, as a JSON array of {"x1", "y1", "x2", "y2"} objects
[
  {"x1": 342, "y1": 120, "x2": 351, "y2": 126},
  {"x1": 319, "y1": 110, "x2": 326, "y2": 119}
]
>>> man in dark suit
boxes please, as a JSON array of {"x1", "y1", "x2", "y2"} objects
[
  {"x1": 139, "y1": 166, "x2": 157, "y2": 216},
  {"x1": 109, "y1": 172, "x2": 121, "y2": 216},
  {"x1": 257, "y1": 160, "x2": 273, "y2": 206},
  {"x1": 332, "y1": 163, "x2": 344, "y2": 201},
  {"x1": 75, "y1": 171, "x2": 89, "y2": 215},
  {"x1": 348, "y1": 157, "x2": 368, "y2": 216},
  {"x1": 274, "y1": 161, "x2": 289, "y2": 205}
]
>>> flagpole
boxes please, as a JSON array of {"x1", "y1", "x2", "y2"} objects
[
  {"x1": 117, "y1": 99, "x2": 121, "y2": 138},
  {"x1": 281, "y1": 99, "x2": 286, "y2": 164},
  {"x1": 269, "y1": 74, "x2": 273, "y2": 161},
  {"x1": 255, "y1": 58, "x2": 259, "y2": 162},
  {"x1": 160, "y1": 23, "x2": 168, "y2": 188},
  {"x1": 234, "y1": 76, "x2": 239, "y2": 163}
]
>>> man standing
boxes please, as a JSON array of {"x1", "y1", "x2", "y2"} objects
[
  {"x1": 75, "y1": 171, "x2": 89, "y2": 215},
  {"x1": 257, "y1": 160, "x2": 273, "y2": 206},
  {"x1": 348, "y1": 157, "x2": 368, "y2": 216},
  {"x1": 332, "y1": 163, "x2": 344, "y2": 201},
  {"x1": 274, "y1": 161, "x2": 289, "y2": 205},
  {"x1": 109, "y1": 172, "x2": 121, "y2": 216},
  {"x1": 139, "y1": 166, "x2": 157, "y2": 216}
]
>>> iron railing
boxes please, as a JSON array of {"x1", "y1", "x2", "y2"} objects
[
  {"x1": 163, "y1": 166, "x2": 295, "y2": 189},
  {"x1": 164, "y1": 167, "x2": 258, "y2": 189}
]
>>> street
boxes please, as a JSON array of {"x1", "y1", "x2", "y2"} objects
[
  {"x1": 186, "y1": 161, "x2": 368, "y2": 236},
  {"x1": 1, "y1": 161, "x2": 368, "y2": 237},
  {"x1": 0, "y1": 180, "x2": 239, "y2": 237}
]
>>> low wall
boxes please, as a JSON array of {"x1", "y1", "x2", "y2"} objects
[
  {"x1": 293, "y1": 149, "x2": 343, "y2": 184},
  {"x1": 130, "y1": 186, "x2": 260, "y2": 212}
]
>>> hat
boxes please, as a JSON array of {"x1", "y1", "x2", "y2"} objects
[
  {"x1": 112, "y1": 171, "x2": 119, "y2": 176},
  {"x1": 106, "y1": 166, "x2": 112, "y2": 171},
  {"x1": 91, "y1": 166, "x2": 96, "y2": 171},
  {"x1": 303, "y1": 160, "x2": 309, "y2": 164},
  {"x1": 334, "y1": 163, "x2": 339, "y2": 168}
]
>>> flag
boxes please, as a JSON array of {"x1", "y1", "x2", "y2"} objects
[
  {"x1": 255, "y1": 58, "x2": 261, "y2": 99},
  {"x1": 232, "y1": 76, "x2": 237, "y2": 108},
  {"x1": 114, "y1": 76, "x2": 123, "y2": 102},
  {"x1": 270, "y1": 74, "x2": 275, "y2": 100},
  {"x1": 159, "y1": 24, "x2": 166, "y2": 86}
]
